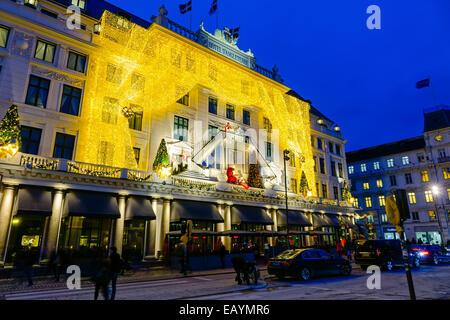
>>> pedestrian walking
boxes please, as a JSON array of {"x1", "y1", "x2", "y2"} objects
[
  {"x1": 109, "y1": 247, "x2": 123, "y2": 300},
  {"x1": 49, "y1": 249, "x2": 61, "y2": 282},
  {"x1": 219, "y1": 244, "x2": 226, "y2": 269},
  {"x1": 336, "y1": 242, "x2": 342, "y2": 257},
  {"x1": 92, "y1": 252, "x2": 111, "y2": 300},
  {"x1": 19, "y1": 245, "x2": 35, "y2": 286},
  {"x1": 264, "y1": 243, "x2": 270, "y2": 264}
]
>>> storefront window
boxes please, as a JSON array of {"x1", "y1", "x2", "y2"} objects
[
  {"x1": 123, "y1": 220, "x2": 146, "y2": 263},
  {"x1": 6, "y1": 214, "x2": 47, "y2": 264},
  {"x1": 59, "y1": 217, "x2": 112, "y2": 252},
  {"x1": 415, "y1": 231, "x2": 441, "y2": 245}
]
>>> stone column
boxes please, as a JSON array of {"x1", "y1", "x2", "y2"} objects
[
  {"x1": 0, "y1": 185, "x2": 16, "y2": 265},
  {"x1": 223, "y1": 204, "x2": 232, "y2": 251},
  {"x1": 114, "y1": 195, "x2": 127, "y2": 255},
  {"x1": 156, "y1": 199, "x2": 170, "y2": 259},
  {"x1": 216, "y1": 204, "x2": 225, "y2": 248},
  {"x1": 145, "y1": 199, "x2": 158, "y2": 258},
  {"x1": 42, "y1": 190, "x2": 65, "y2": 262}
]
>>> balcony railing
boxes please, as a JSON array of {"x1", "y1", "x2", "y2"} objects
[
  {"x1": 67, "y1": 161, "x2": 122, "y2": 179},
  {"x1": 20, "y1": 154, "x2": 59, "y2": 170},
  {"x1": 150, "y1": 15, "x2": 282, "y2": 83},
  {"x1": 6, "y1": 153, "x2": 356, "y2": 211}
]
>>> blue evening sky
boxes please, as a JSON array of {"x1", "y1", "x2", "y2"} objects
[{"x1": 107, "y1": 0, "x2": 450, "y2": 151}]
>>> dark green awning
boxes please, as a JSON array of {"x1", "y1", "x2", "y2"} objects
[
  {"x1": 64, "y1": 190, "x2": 120, "y2": 219},
  {"x1": 16, "y1": 187, "x2": 53, "y2": 216},
  {"x1": 324, "y1": 214, "x2": 340, "y2": 227},
  {"x1": 277, "y1": 210, "x2": 312, "y2": 227},
  {"x1": 312, "y1": 214, "x2": 328, "y2": 227},
  {"x1": 231, "y1": 205, "x2": 273, "y2": 225},
  {"x1": 125, "y1": 196, "x2": 156, "y2": 220},
  {"x1": 170, "y1": 200, "x2": 223, "y2": 222}
]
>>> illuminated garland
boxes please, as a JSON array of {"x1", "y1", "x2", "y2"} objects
[
  {"x1": 76, "y1": 11, "x2": 316, "y2": 195},
  {"x1": 173, "y1": 178, "x2": 215, "y2": 191},
  {"x1": 67, "y1": 162, "x2": 121, "y2": 178},
  {"x1": 128, "y1": 171, "x2": 153, "y2": 182}
]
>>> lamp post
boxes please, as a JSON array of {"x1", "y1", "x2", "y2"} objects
[
  {"x1": 283, "y1": 150, "x2": 290, "y2": 250},
  {"x1": 431, "y1": 185, "x2": 447, "y2": 245}
]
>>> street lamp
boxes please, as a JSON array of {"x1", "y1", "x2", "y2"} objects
[
  {"x1": 431, "y1": 185, "x2": 445, "y2": 245},
  {"x1": 283, "y1": 150, "x2": 290, "y2": 249}
]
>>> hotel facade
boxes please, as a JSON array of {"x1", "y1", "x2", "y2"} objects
[{"x1": 0, "y1": 0, "x2": 357, "y2": 266}]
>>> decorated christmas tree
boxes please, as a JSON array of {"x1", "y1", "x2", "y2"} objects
[
  {"x1": 298, "y1": 170, "x2": 310, "y2": 196},
  {"x1": 342, "y1": 181, "x2": 352, "y2": 202},
  {"x1": 152, "y1": 139, "x2": 171, "y2": 177},
  {"x1": 247, "y1": 163, "x2": 263, "y2": 188},
  {"x1": 0, "y1": 105, "x2": 21, "y2": 158}
]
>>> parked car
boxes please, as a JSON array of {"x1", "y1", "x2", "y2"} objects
[
  {"x1": 354, "y1": 239, "x2": 420, "y2": 271},
  {"x1": 267, "y1": 248, "x2": 352, "y2": 281},
  {"x1": 412, "y1": 245, "x2": 450, "y2": 264}
]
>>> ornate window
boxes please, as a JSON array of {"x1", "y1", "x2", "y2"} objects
[
  {"x1": 67, "y1": 51, "x2": 87, "y2": 73},
  {"x1": 0, "y1": 25, "x2": 10, "y2": 48},
  {"x1": 25, "y1": 75, "x2": 50, "y2": 108},
  {"x1": 35, "y1": 40, "x2": 56, "y2": 63},
  {"x1": 60, "y1": 85, "x2": 82, "y2": 116}
]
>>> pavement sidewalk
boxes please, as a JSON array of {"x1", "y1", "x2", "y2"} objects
[{"x1": 0, "y1": 264, "x2": 268, "y2": 296}]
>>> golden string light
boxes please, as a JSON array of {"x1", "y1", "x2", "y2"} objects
[{"x1": 77, "y1": 11, "x2": 317, "y2": 195}]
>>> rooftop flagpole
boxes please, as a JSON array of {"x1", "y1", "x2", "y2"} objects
[{"x1": 429, "y1": 78, "x2": 439, "y2": 106}]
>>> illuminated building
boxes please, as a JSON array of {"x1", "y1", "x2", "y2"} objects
[
  {"x1": 347, "y1": 106, "x2": 450, "y2": 244},
  {"x1": 0, "y1": 0, "x2": 356, "y2": 266}
]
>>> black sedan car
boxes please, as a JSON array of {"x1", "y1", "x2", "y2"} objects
[
  {"x1": 267, "y1": 248, "x2": 351, "y2": 281},
  {"x1": 412, "y1": 245, "x2": 450, "y2": 265}
]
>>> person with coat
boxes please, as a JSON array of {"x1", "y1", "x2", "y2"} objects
[
  {"x1": 109, "y1": 247, "x2": 123, "y2": 300},
  {"x1": 92, "y1": 252, "x2": 111, "y2": 300}
]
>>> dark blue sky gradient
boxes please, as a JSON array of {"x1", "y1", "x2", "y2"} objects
[{"x1": 107, "y1": 0, "x2": 450, "y2": 151}]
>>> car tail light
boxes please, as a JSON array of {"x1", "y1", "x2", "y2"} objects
[
  {"x1": 422, "y1": 251, "x2": 429, "y2": 255},
  {"x1": 281, "y1": 261, "x2": 292, "y2": 267},
  {"x1": 376, "y1": 249, "x2": 381, "y2": 257}
]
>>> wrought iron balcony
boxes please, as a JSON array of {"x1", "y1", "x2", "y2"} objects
[{"x1": 1, "y1": 153, "x2": 357, "y2": 212}]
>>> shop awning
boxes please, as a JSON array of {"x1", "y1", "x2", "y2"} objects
[
  {"x1": 64, "y1": 191, "x2": 120, "y2": 219},
  {"x1": 125, "y1": 196, "x2": 156, "y2": 220},
  {"x1": 170, "y1": 200, "x2": 223, "y2": 222},
  {"x1": 277, "y1": 210, "x2": 312, "y2": 227},
  {"x1": 340, "y1": 215, "x2": 355, "y2": 227},
  {"x1": 312, "y1": 214, "x2": 330, "y2": 227},
  {"x1": 231, "y1": 205, "x2": 274, "y2": 225},
  {"x1": 324, "y1": 214, "x2": 340, "y2": 227},
  {"x1": 16, "y1": 187, "x2": 53, "y2": 216}
]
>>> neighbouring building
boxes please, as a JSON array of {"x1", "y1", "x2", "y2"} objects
[
  {"x1": 346, "y1": 106, "x2": 450, "y2": 245},
  {"x1": 0, "y1": 0, "x2": 357, "y2": 267}
]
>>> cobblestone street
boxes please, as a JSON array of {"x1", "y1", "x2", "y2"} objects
[{"x1": 1, "y1": 264, "x2": 449, "y2": 300}]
